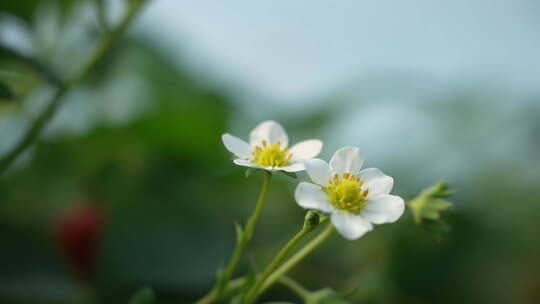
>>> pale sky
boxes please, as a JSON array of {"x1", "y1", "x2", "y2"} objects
[
  {"x1": 136, "y1": 0, "x2": 540, "y2": 186},
  {"x1": 138, "y1": 0, "x2": 540, "y2": 104},
  {"x1": 2, "y1": 0, "x2": 539, "y2": 181}
]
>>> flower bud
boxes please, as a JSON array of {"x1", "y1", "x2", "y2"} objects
[
  {"x1": 408, "y1": 181, "x2": 453, "y2": 224},
  {"x1": 303, "y1": 210, "x2": 320, "y2": 232}
]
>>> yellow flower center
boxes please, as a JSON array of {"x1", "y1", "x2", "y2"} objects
[
  {"x1": 325, "y1": 173, "x2": 369, "y2": 213},
  {"x1": 251, "y1": 140, "x2": 292, "y2": 167}
]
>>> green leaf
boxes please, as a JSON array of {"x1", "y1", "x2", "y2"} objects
[{"x1": 128, "y1": 287, "x2": 155, "y2": 304}]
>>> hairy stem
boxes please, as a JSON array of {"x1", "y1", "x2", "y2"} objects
[{"x1": 0, "y1": 0, "x2": 149, "y2": 175}]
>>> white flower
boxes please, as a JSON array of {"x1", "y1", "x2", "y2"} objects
[
  {"x1": 222, "y1": 121, "x2": 323, "y2": 172},
  {"x1": 294, "y1": 146, "x2": 405, "y2": 240}
]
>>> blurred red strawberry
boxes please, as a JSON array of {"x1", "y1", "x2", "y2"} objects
[{"x1": 57, "y1": 202, "x2": 104, "y2": 280}]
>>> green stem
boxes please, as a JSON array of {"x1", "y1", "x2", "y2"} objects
[
  {"x1": 243, "y1": 212, "x2": 322, "y2": 304},
  {"x1": 0, "y1": 0, "x2": 148, "y2": 175},
  {"x1": 258, "y1": 223, "x2": 335, "y2": 296},
  {"x1": 0, "y1": 44, "x2": 62, "y2": 87},
  {"x1": 197, "y1": 171, "x2": 272, "y2": 304},
  {"x1": 278, "y1": 276, "x2": 311, "y2": 300},
  {"x1": 196, "y1": 276, "x2": 247, "y2": 304},
  {"x1": 197, "y1": 275, "x2": 311, "y2": 304}
]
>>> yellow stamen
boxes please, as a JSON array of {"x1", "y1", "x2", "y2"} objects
[
  {"x1": 251, "y1": 140, "x2": 292, "y2": 168},
  {"x1": 325, "y1": 173, "x2": 369, "y2": 213}
]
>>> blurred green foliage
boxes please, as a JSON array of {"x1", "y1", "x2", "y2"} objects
[
  {"x1": 129, "y1": 287, "x2": 155, "y2": 304},
  {"x1": 1, "y1": 1, "x2": 540, "y2": 304}
]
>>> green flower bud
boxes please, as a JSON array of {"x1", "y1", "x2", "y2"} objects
[
  {"x1": 408, "y1": 181, "x2": 453, "y2": 224},
  {"x1": 303, "y1": 210, "x2": 321, "y2": 232}
]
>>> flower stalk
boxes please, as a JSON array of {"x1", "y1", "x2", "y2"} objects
[
  {"x1": 278, "y1": 276, "x2": 311, "y2": 300},
  {"x1": 243, "y1": 211, "x2": 322, "y2": 304},
  {"x1": 259, "y1": 223, "x2": 335, "y2": 296},
  {"x1": 203, "y1": 171, "x2": 272, "y2": 303}
]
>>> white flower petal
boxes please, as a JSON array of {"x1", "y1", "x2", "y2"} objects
[
  {"x1": 329, "y1": 146, "x2": 364, "y2": 176},
  {"x1": 279, "y1": 162, "x2": 305, "y2": 172},
  {"x1": 222, "y1": 133, "x2": 250, "y2": 158},
  {"x1": 304, "y1": 159, "x2": 331, "y2": 186},
  {"x1": 357, "y1": 168, "x2": 394, "y2": 197},
  {"x1": 294, "y1": 182, "x2": 333, "y2": 213},
  {"x1": 289, "y1": 139, "x2": 323, "y2": 159},
  {"x1": 331, "y1": 211, "x2": 373, "y2": 240},
  {"x1": 249, "y1": 120, "x2": 288, "y2": 148},
  {"x1": 362, "y1": 194, "x2": 405, "y2": 224},
  {"x1": 233, "y1": 159, "x2": 262, "y2": 169}
]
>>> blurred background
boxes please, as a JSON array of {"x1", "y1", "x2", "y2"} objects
[{"x1": 1, "y1": 0, "x2": 539, "y2": 303}]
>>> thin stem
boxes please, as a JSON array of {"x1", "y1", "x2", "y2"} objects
[
  {"x1": 259, "y1": 223, "x2": 335, "y2": 296},
  {"x1": 243, "y1": 214, "x2": 320, "y2": 304},
  {"x1": 0, "y1": 0, "x2": 149, "y2": 175},
  {"x1": 197, "y1": 171, "x2": 272, "y2": 304},
  {"x1": 195, "y1": 276, "x2": 247, "y2": 304},
  {"x1": 0, "y1": 45, "x2": 63, "y2": 88},
  {"x1": 197, "y1": 275, "x2": 311, "y2": 304},
  {"x1": 278, "y1": 276, "x2": 311, "y2": 300}
]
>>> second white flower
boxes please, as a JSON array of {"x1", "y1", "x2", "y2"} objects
[
  {"x1": 222, "y1": 120, "x2": 323, "y2": 172},
  {"x1": 295, "y1": 146, "x2": 405, "y2": 240}
]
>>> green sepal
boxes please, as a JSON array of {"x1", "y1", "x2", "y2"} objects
[
  {"x1": 244, "y1": 168, "x2": 254, "y2": 178},
  {"x1": 234, "y1": 222, "x2": 244, "y2": 244},
  {"x1": 128, "y1": 287, "x2": 155, "y2": 304},
  {"x1": 419, "y1": 199, "x2": 452, "y2": 221},
  {"x1": 280, "y1": 171, "x2": 298, "y2": 180},
  {"x1": 408, "y1": 181, "x2": 453, "y2": 224},
  {"x1": 431, "y1": 182, "x2": 454, "y2": 198},
  {"x1": 303, "y1": 210, "x2": 321, "y2": 232}
]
